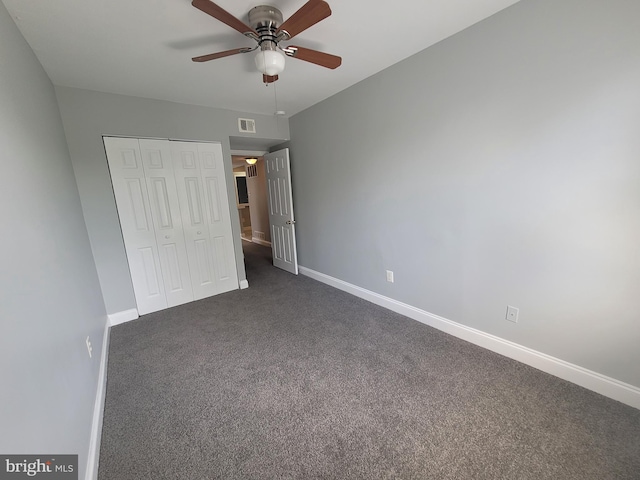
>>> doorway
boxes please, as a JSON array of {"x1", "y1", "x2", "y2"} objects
[
  {"x1": 232, "y1": 148, "x2": 299, "y2": 280},
  {"x1": 232, "y1": 155, "x2": 272, "y2": 248}
]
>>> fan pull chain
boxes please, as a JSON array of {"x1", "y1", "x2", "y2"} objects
[
  {"x1": 273, "y1": 81, "x2": 279, "y2": 113},
  {"x1": 273, "y1": 81, "x2": 281, "y2": 134}
]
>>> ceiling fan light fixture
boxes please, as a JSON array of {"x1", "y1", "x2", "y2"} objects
[
  {"x1": 191, "y1": 0, "x2": 341, "y2": 82},
  {"x1": 245, "y1": 157, "x2": 258, "y2": 165},
  {"x1": 255, "y1": 44, "x2": 286, "y2": 76}
]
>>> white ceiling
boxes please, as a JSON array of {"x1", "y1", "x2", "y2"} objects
[{"x1": 3, "y1": 0, "x2": 520, "y2": 118}]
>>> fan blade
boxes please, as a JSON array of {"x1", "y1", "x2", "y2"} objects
[
  {"x1": 276, "y1": 0, "x2": 331, "y2": 40},
  {"x1": 192, "y1": 0, "x2": 258, "y2": 36},
  {"x1": 263, "y1": 75, "x2": 279, "y2": 84},
  {"x1": 284, "y1": 46, "x2": 341, "y2": 69},
  {"x1": 192, "y1": 47, "x2": 252, "y2": 63}
]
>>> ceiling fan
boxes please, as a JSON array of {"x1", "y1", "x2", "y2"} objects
[{"x1": 191, "y1": 0, "x2": 342, "y2": 84}]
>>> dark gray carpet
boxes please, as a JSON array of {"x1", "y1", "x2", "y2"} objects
[{"x1": 98, "y1": 241, "x2": 640, "y2": 479}]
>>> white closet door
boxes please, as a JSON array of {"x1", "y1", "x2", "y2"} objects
[
  {"x1": 103, "y1": 137, "x2": 167, "y2": 315},
  {"x1": 172, "y1": 142, "x2": 239, "y2": 298},
  {"x1": 198, "y1": 143, "x2": 239, "y2": 294},
  {"x1": 171, "y1": 141, "x2": 218, "y2": 300},
  {"x1": 138, "y1": 139, "x2": 194, "y2": 308}
]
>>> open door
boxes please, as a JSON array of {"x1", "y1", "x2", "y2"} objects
[{"x1": 264, "y1": 148, "x2": 298, "y2": 274}]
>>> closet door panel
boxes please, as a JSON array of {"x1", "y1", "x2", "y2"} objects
[
  {"x1": 103, "y1": 137, "x2": 167, "y2": 315},
  {"x1": 199, "y1": 143, "x2": 239, "y2": 293},
  {"x1": 171, "y1": 142, "x2": 218, "y2": 300},
  {"x1": 139, "y1": 139, "x2": 194, "y2": 308}
]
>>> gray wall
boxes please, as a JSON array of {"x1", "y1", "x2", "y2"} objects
[
  {"x1": 55, "y1": 87, "x2": 290, "y2": 315},
  {"x1": 287, "y1": 0, "x2": 640, "y2": 388},
  {"x1": 0, "y1": 3, "x2": 107, "y2": 478}
]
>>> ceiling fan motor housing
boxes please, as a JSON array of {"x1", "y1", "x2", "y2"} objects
[{"x1": 248, "y1": 5, "x2": 283, "y2": 38}]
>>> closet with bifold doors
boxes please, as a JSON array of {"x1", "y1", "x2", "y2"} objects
[{"x1": 104, "y1": 137, "x2": 239, "y2": 315}]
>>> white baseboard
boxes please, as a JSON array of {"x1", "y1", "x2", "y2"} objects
[
  {"x1": 299, "y1": 266, "x2": 640, "y2": 410},
  {"x1": 240, "y1": 279, "x2": 249, "y2": 289},
  {"x1": 251, "y1": 237, "x2": 271, "y2": 247},
  {"x1": 107, "y1": 308, "x2": 138, "y2": 327},
  {"x1": 86, "y1": 318, "x2": 111, "y2": 479}
]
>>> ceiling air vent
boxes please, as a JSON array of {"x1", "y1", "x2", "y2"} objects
[{"x1": 238, "y1": 118, "x2": 256, "y2": 134}]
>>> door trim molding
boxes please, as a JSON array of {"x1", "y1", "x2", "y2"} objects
[{"x1": 299, "y1": 265, "x2": 640, "y2": 410}]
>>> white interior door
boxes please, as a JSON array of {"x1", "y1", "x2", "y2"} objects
[
  {"x1": 265, "y1": 148, "x2": 298, "y2": 274},
  {"x1": 104, "y1": 137, "x2": 168, "y2": 315},
  {"x1": 171, "y1": 141, "x2": 217, "y2": 300},
  {"x1": 138, "y1": 139, "x2": 194, "y2": 308},
  {"x1": 105, "y1": 137, "x2": 239, "y2": 315},
  {"x1": 198, "y1": 142, "x2": 240, "y2": 293},
  {"x1": 171, "y1": 141, "x2": 239, "y2": 298}
]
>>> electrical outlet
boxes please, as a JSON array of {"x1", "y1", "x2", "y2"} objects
[
  {"x1": 386, "y1": 270, "x2": 394, "y2": 283},
  {"x1": 506, "y1": 305, "x2": 519, "y2": 323},
  {"x1": 86, "y1": 336, "x2": 93, "y2": 358}
]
